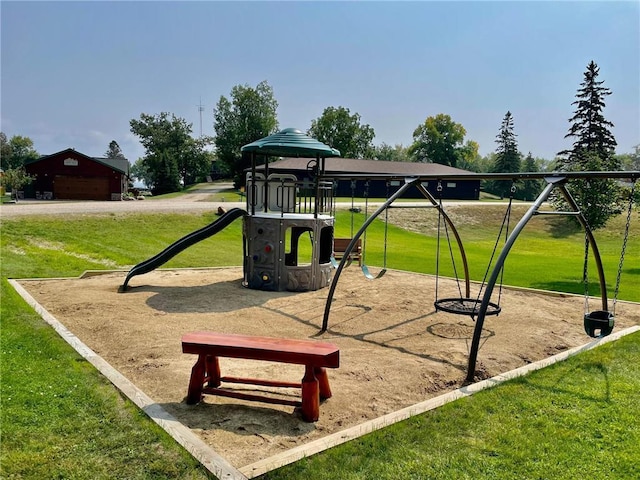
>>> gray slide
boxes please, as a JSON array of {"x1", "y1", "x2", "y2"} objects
[{"x1": 120, "y1": 207, "x2": 246, "y2": 291}]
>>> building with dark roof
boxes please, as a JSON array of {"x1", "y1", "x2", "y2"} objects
[
  {"x1": 23, "y1": 148, "x2": 130, "y2": 200},
  {"x1": 258, "y1": 157, "x2": 480, "y2": 200}
]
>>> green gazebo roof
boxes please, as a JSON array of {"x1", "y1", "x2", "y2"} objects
[{"x1": 241, "y1": 128, "x2": 340, "y2": 158}]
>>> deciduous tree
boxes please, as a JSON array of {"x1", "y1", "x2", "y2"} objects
[
  {"x1": 554, "y1": 61, "x2": 620, "y2": 229},
  {"x1": 457, "y1": 140, "x2": 481, "y2": 171},
  {"x1": 372, "y1": 143, "x2": 410, "y2": 162},
  {"x1": 213, "y1": 81, "x2": 278, "y2": 187},
  {"x1": 408, "y1": 114, "x2": 467, "y2": 167},
  {"x1": 0, "y1": 167, "x2": 34, "y2": 202},
  {"x1": 308, "y1": 106, "x2": 375, "y2": 159},
  {"x1": 130, "y1": 158, "x2": 152, "y2": 188},
  {"x1": 130, "y1": 112, "x2": 211, "y2": 194},
  {"x1": 0, "y1": 132, "x2": 10, "y2": 163},
  {"x1": 615, "y1": 144, "x2": 640, "y2": 171},
  {"x1": 0, "y1": 133, "x2": 39, "y2": 170}
]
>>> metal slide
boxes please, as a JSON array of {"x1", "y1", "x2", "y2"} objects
[{"x1": 120, "y1": 207, "x2": 246, "y2": 291}]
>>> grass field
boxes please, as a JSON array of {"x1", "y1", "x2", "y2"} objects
[{"x1": 1, "y1": 206, "x2": 638, "y2": 479}]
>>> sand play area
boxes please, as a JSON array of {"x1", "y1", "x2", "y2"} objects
[{"x1": 17, "y1": 266, "x2": 640, "y2": 473}]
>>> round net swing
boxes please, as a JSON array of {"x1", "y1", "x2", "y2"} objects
[
  {"x1": 434, "y1": 297, "x2": 502, "y2": 317},
  {"x1": 432, "y1": 182, "x2": 515, "y2": 319}
]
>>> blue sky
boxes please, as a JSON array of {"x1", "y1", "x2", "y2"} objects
[{"x1": 2, "y1": 1, "x2": 638, "y2": 163}]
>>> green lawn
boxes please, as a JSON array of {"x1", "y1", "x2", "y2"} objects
[
  {"x1": 334, "y1": 207, "x2": 639, "y2": 301},
  {"x1": 1, "y1": 207, "x2": 638, "y2": 479},
  {"x1": 263, "y1": 331, "x2": 640, "y2": 480}
]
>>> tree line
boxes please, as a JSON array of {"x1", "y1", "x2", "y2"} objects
[
  {"x1": 127, "y1": 61, "x2": 638, "y2": 220},
  {"x1": 3, "y1": 61, "x2": 638, "y2": 225}
]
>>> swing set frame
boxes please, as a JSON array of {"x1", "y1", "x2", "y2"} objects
[{"x1": 320, "y1": 171, "x2": 639, "y2": 383}]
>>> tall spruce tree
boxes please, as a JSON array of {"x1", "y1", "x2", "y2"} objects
[
  {"x1": 554, "y1": 61, "x2": 620, "y2": 229},
  {"x1": 487, "y1": 111, "x2": 521, "y2": 198},
  {"x1": 105, "y1": 140, "x2": 126, "y2": 159}
]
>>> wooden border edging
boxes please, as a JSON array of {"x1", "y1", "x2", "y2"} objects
[
  {"x1": 9, "y1": 279, "x2": 247, "y2": 480},
  {"x1": 240, "y1": 324, "x2": 640, "y2": 478}
]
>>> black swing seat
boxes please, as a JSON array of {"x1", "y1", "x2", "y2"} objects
[
  {"x1": 434, "y1": 298, "x2": 501, "y2": 317},
  {"x1": 584, "y1": 310, "x2": 614, "y2": 338}
]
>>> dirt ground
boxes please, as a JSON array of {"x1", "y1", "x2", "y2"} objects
[{"x1": 20, "y1": 267, "x2": 640, "y2": 468}]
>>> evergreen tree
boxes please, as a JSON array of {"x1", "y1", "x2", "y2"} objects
[
  {"x1": 487, "y1": 111, "x2": 521, "y2": 198},
  {"x1": 105, "y1": 140, "x2": 126, "y2": 159},
  {"x1": 520, "y1": 152, "x2": 543, "y2": 201},
  {"x1": 153, "y1": 150, "x2": 180, "y2": 195},
  {"x1": 557, "y1": 61, "x2": 617, "y2": 165},
  {"x1": 554, "y1": 61, "x2": 620, "y2": 229}
]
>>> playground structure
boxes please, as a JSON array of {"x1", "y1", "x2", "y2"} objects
[
  {"x1": 241, "y1": 128, "x2": 342, "y2": 291},
  {"x1": 120, "y1": 127, "x2": 638, "y2": 383},
  {"x1": 121, "y1": 128, "x2": 341, "y2": 293}
]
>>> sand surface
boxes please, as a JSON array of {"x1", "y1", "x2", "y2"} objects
[{"x1": 20, "y1": 267, "x2": 640, "y2": 468}]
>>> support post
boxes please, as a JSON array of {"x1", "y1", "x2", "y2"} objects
[
  {"x1": 321, "y1": 177, "x2": 420, "y2": 332},
  {"x1": 315, "y1": 367, "x2": 332, "y2": 399},
  {"x1": 205, "y1": 355, "x2": 221, "y2": 388},
  {"x1": 466, "y1": 178, "x2": 560, "y2": 382},
  {"x1": 301, "y1": 365, "x2": 320, "y2": 422},
  {"x1": 250, "y1": 153, "x2": 256, "y2": 216},
  {"x1": 186, "y1": 355, "x2": 207, "y2": 404}
]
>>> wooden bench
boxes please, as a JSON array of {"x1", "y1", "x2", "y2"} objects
[
  {"x1": 333, "y1": 237, "x2": 362, "y2": 266},
  {"x1": 182, "y1": 331, "x2": 340, "y2": 422}
]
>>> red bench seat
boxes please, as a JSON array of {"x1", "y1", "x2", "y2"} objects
[{"x1": 182, "y1": 331, "x2": 340, "y2": 422}]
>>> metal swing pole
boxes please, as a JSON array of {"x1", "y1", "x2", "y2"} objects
[
  {"x1": 320, "y1": 177, "x2": 420, "y2": 332},
  {"x1": 466, "y1": 178, "x2": 560, "y2": 382}
]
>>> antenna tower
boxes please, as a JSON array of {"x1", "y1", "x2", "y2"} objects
[{"x1": 197, "y1": 97, "x2": 205, "y2": 137}]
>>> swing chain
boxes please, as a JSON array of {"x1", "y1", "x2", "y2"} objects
[
  {"x1": 612, "y1": 180, "x2": 636, "y2": 314},
  {"x1": 583, "y1": 233, "x2": 590, "y2": 313}
]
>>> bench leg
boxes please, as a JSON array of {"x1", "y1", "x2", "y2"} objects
[
  {"x1": 186, "y1": 355, "x2": 207, "y2": 404},
  {"x1": 315, "y1": 367, "x2": 332, "y2": 400},
  {"x1": 205, "y1": 355, "x2": 221, "y2": 388},
  {"x1": 301, "y1": 365, "x2": 320, "y2": 422}
]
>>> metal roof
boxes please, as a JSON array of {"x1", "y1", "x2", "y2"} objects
[
  {"x1": 94, "y1": 157, "x2": 130, "y2": 175},
  {"x1": 241, "y1": 128, "x2": 341, "y2": 158}
]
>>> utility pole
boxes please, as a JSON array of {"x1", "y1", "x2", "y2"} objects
[{"x1": 197, "y1": 97, "x2": 204, "y2": 137}]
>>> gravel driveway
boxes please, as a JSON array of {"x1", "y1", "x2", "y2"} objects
[{"x1": 0, "y1": 182, "x2": 245, "y2": 218}]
